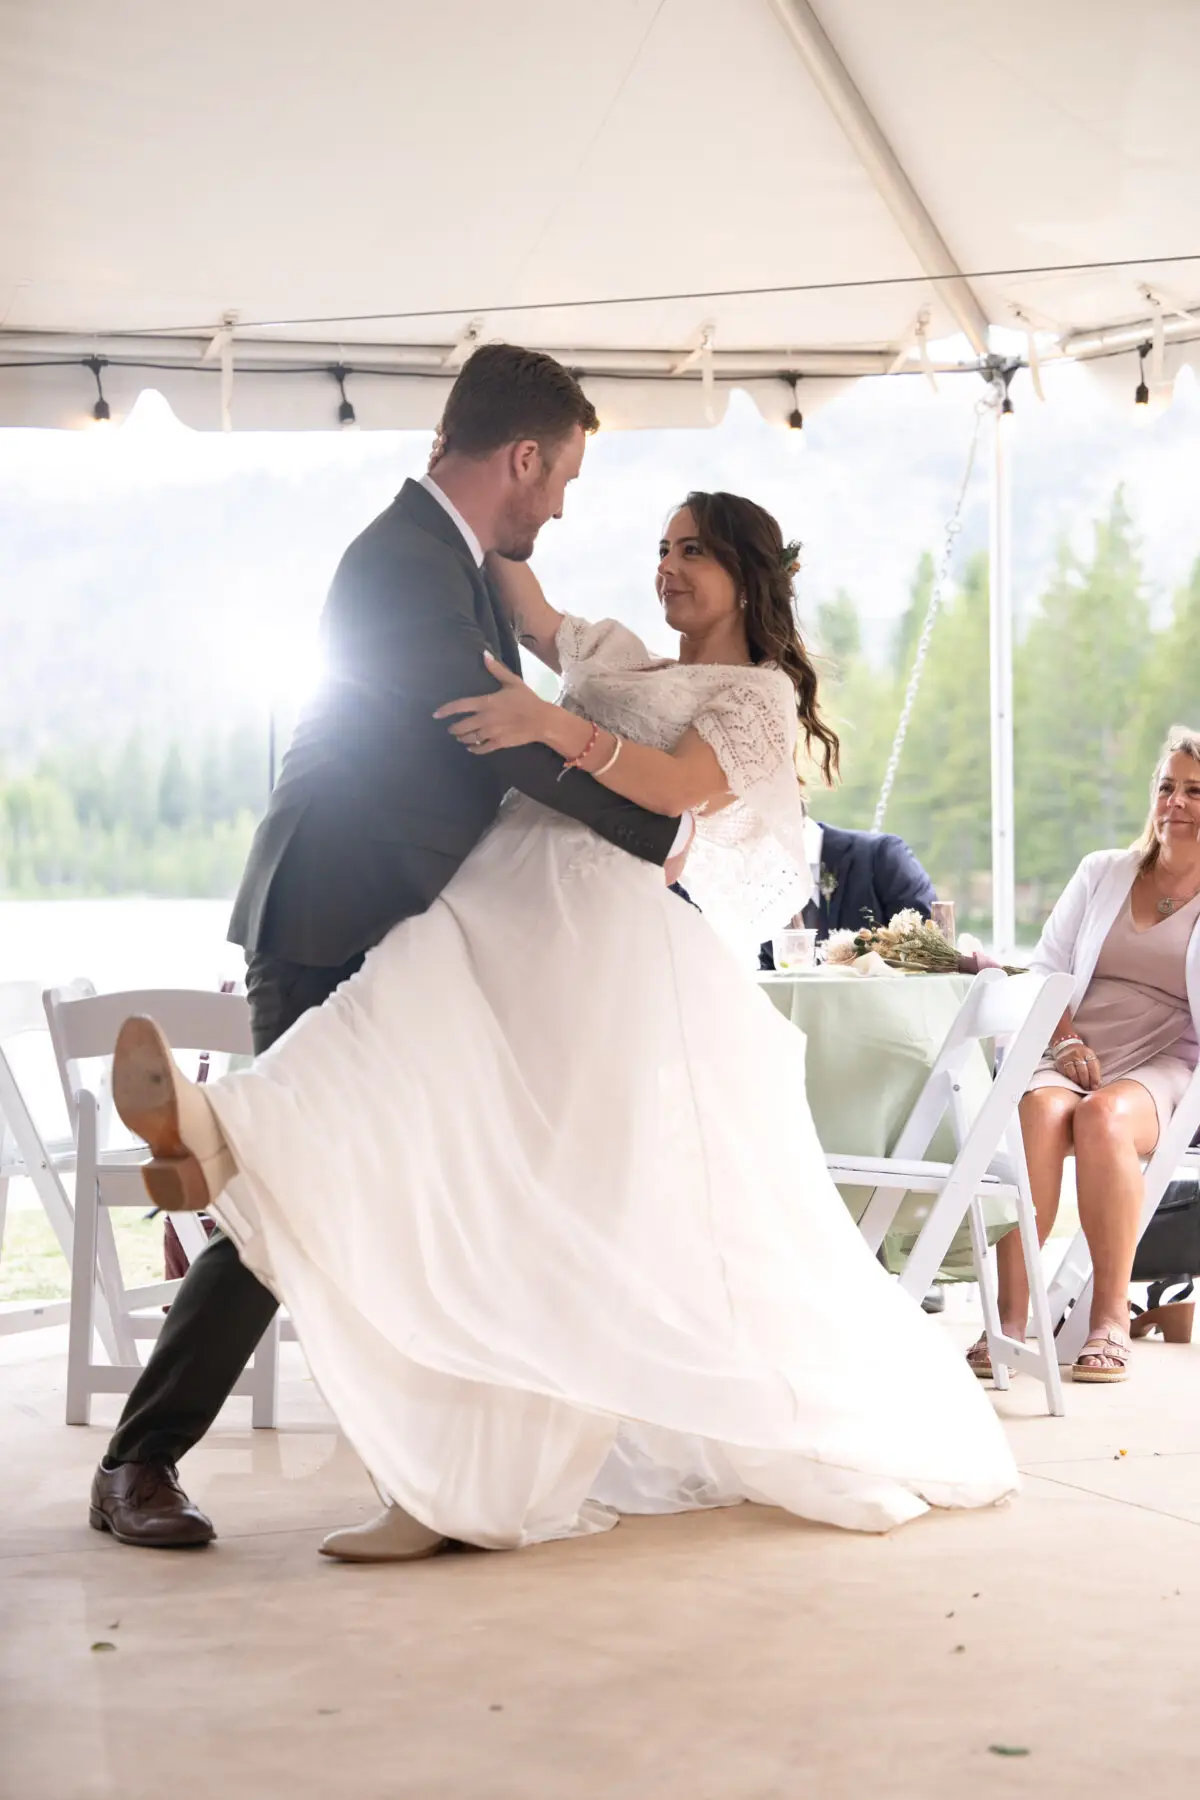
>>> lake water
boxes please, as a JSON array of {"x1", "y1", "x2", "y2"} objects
[
  {"x1": 0, "y1": 899, "x2": 246, "y2": 1195},
  {"x1": 0, "y1": 898, "x2": 245, "y2": 993}
]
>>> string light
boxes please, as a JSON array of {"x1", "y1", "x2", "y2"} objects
[
  {"x1": 331, "y1": 363, "x2": 357, "y2": 428},
  {"x1": 84, "y1": 354, "x2": 111, "y2": 425},
  {"x1": 779, "y1": 373, "x2": 804, "y2": 457},
  {"x1": 2, "y1": 321, "x2": 1186, "y2": 435}
]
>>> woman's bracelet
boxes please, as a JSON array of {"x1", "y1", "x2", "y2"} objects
[
  {"x1": 1051, "y1": 1036, "x2": 1085, "y2": 1058},
  {"x1": 558, "y1": 723, "x2": 600, "y2": 780},
  {"x1": 593, "y1": 736, "x2": 623, "y2": 778}
]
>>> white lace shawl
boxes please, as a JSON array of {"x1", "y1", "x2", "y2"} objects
[{"x1": 556, "y1": 615, "x2": 812, "y2": 951}]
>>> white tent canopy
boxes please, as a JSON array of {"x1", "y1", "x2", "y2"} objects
[{"x1": 3, "y1": 0, "x2": 1200, "y2": 432}]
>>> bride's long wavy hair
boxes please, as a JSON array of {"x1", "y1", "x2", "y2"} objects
[{"x1": 681, "y1": 490, "x2": 840, "y2": 786}]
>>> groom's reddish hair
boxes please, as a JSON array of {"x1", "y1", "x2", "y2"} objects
[{"x1": 437, "y1": 344, "x2": 598, "y2": 463}]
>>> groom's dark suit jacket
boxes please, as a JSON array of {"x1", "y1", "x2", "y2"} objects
[{"x1": 229, "y1": 479, "x2": 679, "y2": 966}]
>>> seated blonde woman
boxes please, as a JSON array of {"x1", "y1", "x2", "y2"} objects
[{"x1": 969, "y1": 726, "x2": 1200, "y2": 1384}]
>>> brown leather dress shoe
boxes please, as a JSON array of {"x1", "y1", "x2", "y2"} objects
[{"x1": 90, "y1": 1461, "x2": 216, "y2": 1549}]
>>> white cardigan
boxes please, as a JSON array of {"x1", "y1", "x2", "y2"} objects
[{"x1": 1029, "y1": 847, "x2": 1200, "y2": 1038}]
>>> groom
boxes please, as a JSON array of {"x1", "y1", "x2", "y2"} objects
[{"x1": 90, "y1": 344, "x2": 688, "y2": 1558}]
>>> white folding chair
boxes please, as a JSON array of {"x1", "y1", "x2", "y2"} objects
[
  {"x1": 1048, "y1": 1064, "x2": 1200, "y2": 1365},
  {"x1": 0, "y1": 980, "x2": 118, "y2": 1350},
  {"x1": 826, "y1": 968, "x2": 1076, "y2": 1416},
  {"x1": 43, "y1": 985, "x2": 281, "y2": 1428}
]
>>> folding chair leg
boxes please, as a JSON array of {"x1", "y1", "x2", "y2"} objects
[
  {"x1": 1014, "y1": 1198, "x2": 1065, "y2": 1417},
  {"x1": 93, "y1": 1207, "x2": 139, "y2": 1365},
  {"x1": 251, "y1": 1314, "x2": 280, "y2": 1429},
  {"x1": 66, "y1": 1166, "x2": 99, "y2": 1428},
  {"x1": 968, "y1": 1200, "x2": 1009, "y2": 1392},
  {"x1": 0, "y1": 1174, "x2": 9, "y2": 1256},
  {"x1": 856, "y1": 1184, "x2": 903, "y2": 1256},
  {"x1": 896, "y1": 1174, "x2": 975, "y2": 1303},
  {"x1": 1055, "y1": 1274, "x2": 1096, "y2": 1368},
  {"x1": 1044, "y1": 1229, "x2": 1093, "y2": 1337}
]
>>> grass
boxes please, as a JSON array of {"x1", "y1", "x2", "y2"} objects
[{"x1": 0, "y1": 1203, "x2": 165, "y2": 1303}]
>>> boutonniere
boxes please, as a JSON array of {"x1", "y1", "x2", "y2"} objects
[{"x1": 819, "y1": 866, "x2": 838, "y2": 901}]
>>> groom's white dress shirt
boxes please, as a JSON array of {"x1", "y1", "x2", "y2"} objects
[
  {"x1": 419, "y1": 472, "x2": 694, "y2": 863},
  {"x1": 420, "y1": 473, "x2": 484, "y2": 568}
]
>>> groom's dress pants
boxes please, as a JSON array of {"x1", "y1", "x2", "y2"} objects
[{"x1": 105, "y1": 951, "x2": 364, "y2": 1468}]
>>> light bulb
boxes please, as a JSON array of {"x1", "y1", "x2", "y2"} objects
[{"x1": 1132, "y1": 382, "x2": 1168, "y2": 428}]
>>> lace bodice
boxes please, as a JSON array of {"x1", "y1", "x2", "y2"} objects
[{"x1": 555, "y1": 614, "x2": 813, "y2": 948}]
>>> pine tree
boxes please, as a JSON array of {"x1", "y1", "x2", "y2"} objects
[
  {"x1": 1129, "y1": 552, "x2": 1200, "y2": 798},
  {"x1": 884, "y1": 552, "x2": 992, "y2": 915},
  {"x1": 1016, "y1": 488, "x2": 1149, "y2": 889},
  {"x1": 892, "y1": 551, "x2": 935, "y2": 678},
  {"x1": 157, "y1": 742, "x2": 195, "y2": 831},
  {"x1": 110, "y1": 734, "x2": 157, "y2": 842},
  {"x1": 814, "y1": 589, "x2": 861, "y2": 676}
]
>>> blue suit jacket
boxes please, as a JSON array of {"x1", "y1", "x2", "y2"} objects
[{"x1": 758, "y1": 824, "x2": 936, "y2": 969}]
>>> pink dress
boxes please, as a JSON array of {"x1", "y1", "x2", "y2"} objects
[{"x1": 1028, "y1": 891, "x2": 1200, "y2": 1142}]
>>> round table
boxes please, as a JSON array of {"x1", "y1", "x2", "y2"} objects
[{"x1": 759, "y1": 970, "x2": 1017, "y2": 1279}]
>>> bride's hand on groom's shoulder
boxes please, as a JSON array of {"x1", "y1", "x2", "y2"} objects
[{"x1": 434, "y1": 653, "x2": 555, "y2": 755}]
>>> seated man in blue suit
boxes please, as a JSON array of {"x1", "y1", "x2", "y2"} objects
[{"x1": 759, "y1": 818, "x2": 937, "y2": 968}]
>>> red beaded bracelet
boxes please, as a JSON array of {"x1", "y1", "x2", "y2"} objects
[{"x1": 558, "y1": 722, "x2": 601, "y2": 780}]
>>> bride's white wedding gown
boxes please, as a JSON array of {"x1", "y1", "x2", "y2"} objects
[{"x1": 208, "y1": 616, "x2": 1018, "y2": 1546}]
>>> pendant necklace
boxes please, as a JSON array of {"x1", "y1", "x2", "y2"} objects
[{"x1": 1155, "y1": 880, "x2": 1200, "y2": 916}]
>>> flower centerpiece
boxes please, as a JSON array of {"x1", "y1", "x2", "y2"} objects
[{"x1": 824, "y1": 910, "x2": 1020, "y2": 976}]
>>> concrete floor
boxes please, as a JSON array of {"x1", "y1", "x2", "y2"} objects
[{"x1": 2, "y1": 1320, "x2": 1199, "y2": 1800}]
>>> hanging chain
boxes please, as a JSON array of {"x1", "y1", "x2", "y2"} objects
[{"x1": 872, "y1": 399, "x2": 990, "y2": 831}]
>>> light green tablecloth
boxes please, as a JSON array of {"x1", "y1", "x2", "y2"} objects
[{"x1": 760, "y1": 970, "x2": 1016, "y2": 1280}]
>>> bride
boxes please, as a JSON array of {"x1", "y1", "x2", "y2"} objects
[{"x1": 114, "y1": 489, "x2": 1018, "y2": 1552}]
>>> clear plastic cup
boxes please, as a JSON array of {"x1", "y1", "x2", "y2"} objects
[{"x1": 773, "y1": 927, "x2": 819, "y2": 972}]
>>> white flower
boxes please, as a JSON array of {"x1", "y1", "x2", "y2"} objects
[
  {"x1": 887, "y1": 909, "x2": 928, "y2": 936},
  {"x1": 823, "y1": 930, "x2": 861, "y2": 966}
]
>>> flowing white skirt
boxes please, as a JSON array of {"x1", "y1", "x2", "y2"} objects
[{"x1": 209, "y1": 797, "x2": 1018, "y2": 1546}]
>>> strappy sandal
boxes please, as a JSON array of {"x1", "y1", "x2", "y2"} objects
[
  {"x1": 966, "y1": 1334, "x2": 994, "y2": 1379},
  {"x1": 1073, "y1": 1327, "x2": 1132, "y2": 1383}
]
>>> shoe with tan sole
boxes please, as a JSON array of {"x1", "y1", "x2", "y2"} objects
[
  {"x1": 319, "y1": 1503, "x2": 446, "y2": 1564},
  {"x1": 1073, "y1": 1326, "x2": 1132, "y2": 1382},
  {"x1": 112, "y1": 1015, "x2": 236, "y2": 1212}
]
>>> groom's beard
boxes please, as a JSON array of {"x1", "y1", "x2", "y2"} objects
[
  {"x1": 493, "y1": 521, "x2": 537, "y2": 562},
  {"x1": 494, "y1": 490, "x2": 551, "y2": 562}
]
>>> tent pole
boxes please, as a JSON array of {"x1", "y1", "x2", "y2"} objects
[
  {"x1": 767, "y1": 0, "x2": 989, "y2": 351},
  {"x1": 989, "y1": 404, "x2": 1016, "y2": 955}
]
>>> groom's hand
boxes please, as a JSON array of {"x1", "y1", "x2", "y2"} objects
[{"x1": 434, "y1": 653, "x2": 553, "y2": 754}]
